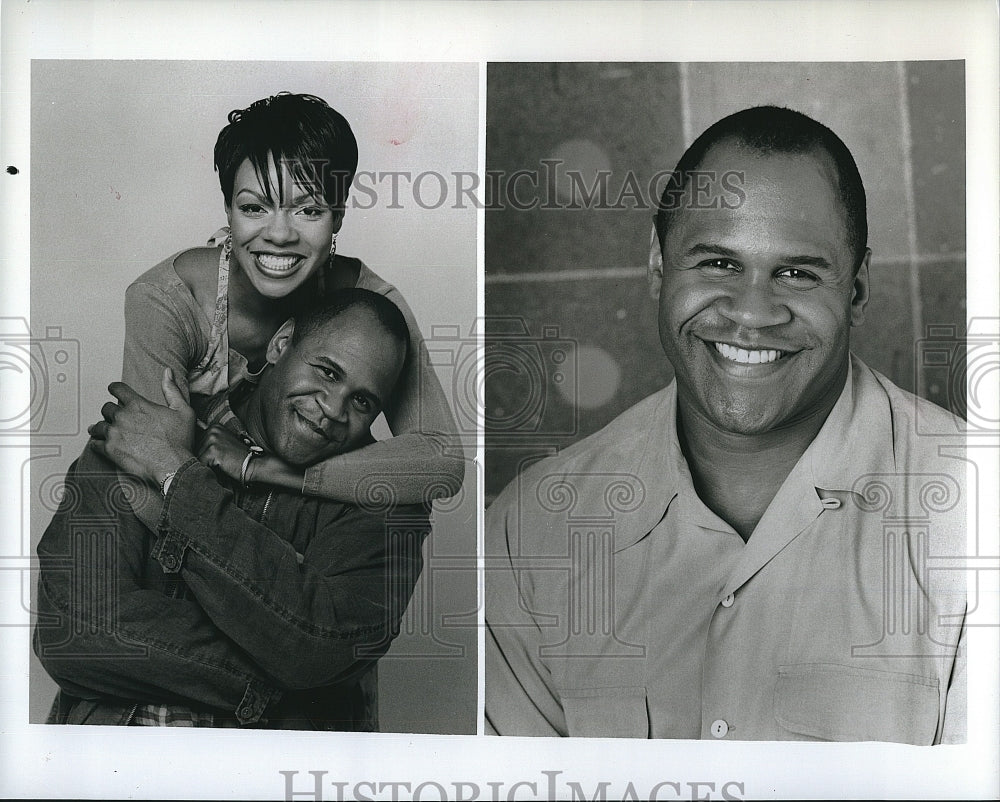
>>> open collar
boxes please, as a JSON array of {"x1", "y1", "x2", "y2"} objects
[
  {"x1": 609, "y1": 383, "x2": 687, "y2": 553},
  {"x1": 611, "y1": 355, "x2": 895, "y2": 555},
  {"x1": 804, "y1": 355, "x2": 897, "y2": 495}
]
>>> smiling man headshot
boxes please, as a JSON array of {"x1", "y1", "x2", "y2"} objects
[{"x1": 486, "y1": 106, "x2": 968, "y2": 743}]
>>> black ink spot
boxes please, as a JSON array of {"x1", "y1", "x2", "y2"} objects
[{"x1": 6, "y1": 166, "x2": 18, "y2": 175}]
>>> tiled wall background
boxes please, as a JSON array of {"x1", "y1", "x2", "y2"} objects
[{"x1": 485, "y1": 61, "x2": 966, "y2": 502}]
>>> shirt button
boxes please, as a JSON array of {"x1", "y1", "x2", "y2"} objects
[
  {"x1": 721, "y1": 593, "x2": 735, "y2": 608},
  {"x1": 161, "y1": 554, "x2": 178, "y2": 571},
  {"x1": 710, "y1": 719, "x2": 729, "y2": 738},
  {"x1": 238, "y1": 705, "x2": 254, "y2": 719}
]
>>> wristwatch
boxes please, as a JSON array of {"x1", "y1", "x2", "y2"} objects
[{"x1": 159, "y1": 470, "x2": 177, "y2": 497}]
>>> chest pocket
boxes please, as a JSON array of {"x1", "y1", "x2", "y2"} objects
[
  {"x1": 774, "y1": 664, "x2": 940, "y2": 744},
  {"x1": 559, "y1": 687, "x2": 649, "y2": 738}
]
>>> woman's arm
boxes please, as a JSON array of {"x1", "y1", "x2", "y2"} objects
[
  {"x1": 118, "y1": 276, "x2": 207, "y2": 528},
  {"x1": 212, "y1": 282, "x2": 466, "y2": 506},
  {"x1": 122, "y1": 278, "x2": 202, "y2": 404},
  {"x1": 248, "y1": 430, "x2": 463, "y2": 506}
]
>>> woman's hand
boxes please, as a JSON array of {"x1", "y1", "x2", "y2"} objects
[
  {"x1": 198, "y1": 426, "x2": 308, "y2": 492},
  {"x1": 197, "y1": 424, "x2": 255, "y2": 482}
]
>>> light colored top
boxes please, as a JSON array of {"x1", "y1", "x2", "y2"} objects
[
  {"x1": 486, "y1": 356, "x2": 967, "y2": 743},
  {"x1": 122, "y1": 246, "x2": 463, "y2": 504}
]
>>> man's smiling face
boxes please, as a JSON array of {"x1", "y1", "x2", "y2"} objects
[
  {"x1": 650, "y1": 138, "x2": 870, "y2": 436},
  {"x1": 255, "y1": 305, "x2": 405, "y2": 466}
]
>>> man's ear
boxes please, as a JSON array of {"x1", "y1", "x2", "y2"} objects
[
  {"x1": 647, "y1": 222, "x2": 664, "y2": 301},
  {"x1": 266, "y1": 319, "x2": 297, "y2": 364},
  {"x1": 850, "y1": 248, "x2": 872, "y2": 327}
]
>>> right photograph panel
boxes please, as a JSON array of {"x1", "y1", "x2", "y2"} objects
[{"x1": 484, "y1": 61, "x2": 968, "y2": 742}]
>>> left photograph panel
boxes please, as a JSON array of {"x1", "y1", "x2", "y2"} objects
[{"x1": 28, "y1": 61, "x2": 479, "y2": 734}]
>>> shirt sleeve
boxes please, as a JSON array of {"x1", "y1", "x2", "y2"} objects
[
  {"x1": 122, "y1": 278, "x2": 200, "y2": 404},
  {"x1": 154, "y1": 459, "x2": 431, "y2": 690},
  {"x1": 33, "y1": 450, "x2": 280, "y2": 724},
  {"x1": 484, "y1": 493, "x2": 569, "y2": 736},
  {"x1": 940, "y1": 612, "x2": 967, "y2": 744},
  {"x1": 301, "y1": 283, "x2": 465, "y2": 505}
]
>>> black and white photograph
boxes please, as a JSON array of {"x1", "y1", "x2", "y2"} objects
[
  {"x1": 0, "y1": 1, "x2": 997, "y2": 800},
  {"x1": 484, "y1": 60, "x2": 970, "y2": 742},
  {"x1": 23, "y1": 60, "x2": 479, "y2": 735}
]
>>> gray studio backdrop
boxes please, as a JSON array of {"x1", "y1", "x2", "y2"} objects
[
  {"x1": 27, "y1": 60, "x2": 479, "y2": 733},
  {"x1": 485, "y1": 61, "x2": 966, "y2": 502}
]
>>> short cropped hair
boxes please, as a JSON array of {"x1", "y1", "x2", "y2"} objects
[
  {"x1": 214, "y1": 92, "x2": 359, "y2": 211},
  {"x1": 655, "y1": 105, "x2": 868, "y2": 270},
  {"x1": 291, "y1": 288, "x2": 410, "y2": 367}
]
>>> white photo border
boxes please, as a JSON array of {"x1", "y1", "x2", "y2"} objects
[{"x1": 2, "y1": 1, "x2": 997, "y2": 800}]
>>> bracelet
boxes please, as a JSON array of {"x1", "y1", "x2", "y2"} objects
[
  {"x1": 159, "y1": 470, "x2": 177, "y2": 497},
  {"x1": 239, "y1": 445, "x2": 264, "y2": 488}
]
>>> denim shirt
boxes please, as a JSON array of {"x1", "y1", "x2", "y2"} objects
[{"x1": 34, "y1": 425, "x2": 431, "y2": 729}]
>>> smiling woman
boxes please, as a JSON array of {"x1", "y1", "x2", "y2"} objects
[
  {"x1": 228, "y1": 158, "x2": 341, "y2": 294},
  {"x1": 29, "y1": 62, "x2": 478, "y2": 736},
  {"x1": 122, "y1": 92, "x2": 464, "y2": 504}
]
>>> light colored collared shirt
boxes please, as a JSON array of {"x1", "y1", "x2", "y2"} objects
[{"x1": 486, "y1": 356, "x2": 967, "y2": 743}]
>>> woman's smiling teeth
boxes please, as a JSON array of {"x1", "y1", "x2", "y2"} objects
[
  {"x1": 255, "y1": 253, "x2": 302, "y2": 274},
  {"x1": 714, "y1": 342, "x2": 784, "y2": 364}
]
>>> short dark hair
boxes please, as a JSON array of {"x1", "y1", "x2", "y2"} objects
[
  {"x1": 214, "y1": 92, "x2": 359, "y2": 211},
  {"x1": 655, "y1": 105, "x2": 868, "y2": 270},
  {"x1": 291, "y1": 288, "x2": 410, "y2": 367}
]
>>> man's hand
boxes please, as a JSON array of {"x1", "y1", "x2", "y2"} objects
[
  {"x1": 88, "y1": 368, "x2": 196, "y2": 486},
  {"x1": 198, "y1": 424, "x2": 254, "y2": 482}
]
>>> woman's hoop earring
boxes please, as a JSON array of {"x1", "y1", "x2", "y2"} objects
[{"x1": 223, "y1": 233, "x2": 233, "y2": 258}]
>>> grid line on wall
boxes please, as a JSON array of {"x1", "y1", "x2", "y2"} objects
[{"x1": 896, "y1": 60, "x2": 925, "y2": 397}]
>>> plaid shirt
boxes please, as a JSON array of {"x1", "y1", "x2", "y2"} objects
[{"x1": 131, "y1": 704, "x2": 243, "y2": 728}]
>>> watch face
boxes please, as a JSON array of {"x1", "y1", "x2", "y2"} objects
[{"x1": 160, "y1": 471, "x2": 177, "y2": 497}]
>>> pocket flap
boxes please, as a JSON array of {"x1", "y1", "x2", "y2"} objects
[
  {"x1": 560, "y1": 687, "x2": 648, "y2": 738},
  {"x1": 775, "y1": 664, "x2": 940, "y2": 744}
]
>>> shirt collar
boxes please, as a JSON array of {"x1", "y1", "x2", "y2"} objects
[
  {"x1": 803, "y1": 354, "x2": 896, "y2": 494},
  {"x1": 610, "y1": 382, "x2": 687, "y2": 552},
  {"x1": 612, "y1": 354, "x2": 895, "y2": 552}
]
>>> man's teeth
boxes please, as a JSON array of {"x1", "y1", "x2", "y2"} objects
[
  {"x1": 714, "y1": 342, "x2": 783, "y2": 364},
  {"x1": 256, "y1": 254, "x2": 300, "y2": 272}
]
